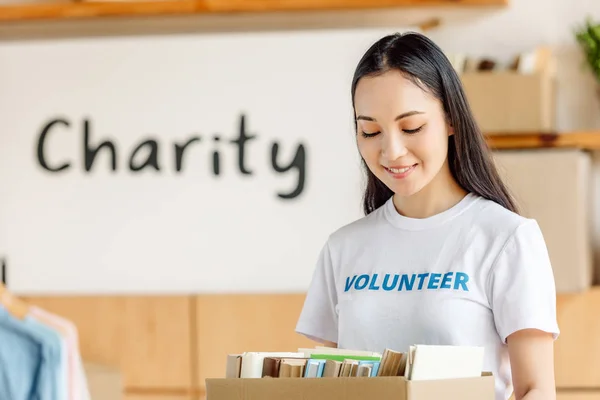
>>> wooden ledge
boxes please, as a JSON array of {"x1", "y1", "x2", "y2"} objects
[
  {"x1": 485, "y1": 131, "x2": 600, "y2": 151},
  {"x1": 0, "y1": 0, "x2": 508, "y2": 23}
]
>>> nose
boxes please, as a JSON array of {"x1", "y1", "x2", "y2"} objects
[{"x1": 381, "y1": 131, "x2": 408, "y2": 161}]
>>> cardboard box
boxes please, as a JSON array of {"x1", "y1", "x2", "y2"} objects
[
  {"x1": 493, "y1": 149, "x2": 593, "y2": 292},
  {"x1": 205, "y1": 374, "x2": 495, "y2": 400},
  {"x1": 461, "y1": 71, "x2": 556, "y2": 133},
  {"x1": 84, "y1": 362, "x2": 123, "y2": 400}
]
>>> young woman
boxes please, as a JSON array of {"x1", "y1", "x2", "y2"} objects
[{"x1": 295, "y1": 32, "x2": 559, "y2": 400}]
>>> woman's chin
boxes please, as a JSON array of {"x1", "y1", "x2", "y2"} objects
[{"x1": 384, "y1": 178, "x2": 427, "y2": 198}]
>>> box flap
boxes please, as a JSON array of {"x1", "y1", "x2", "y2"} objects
[
  {"x1": 407, "y1": 374, "x2": 494, "y2": 400},
  {"x1": 206, "y1": 377, "x2": 408, "y2": 400}
]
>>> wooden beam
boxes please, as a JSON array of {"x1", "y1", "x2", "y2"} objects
[
  {"x1": 486, "y1": 132, "x2": 600, "y2": 151},
  {"x1": 0, "y1": 0, "x2": 508, "y2": 23}
]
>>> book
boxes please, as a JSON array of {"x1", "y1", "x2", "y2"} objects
[
  {"x1": 226, "y1": 344, "x2": 484, "y2": 381},
  {"x1": 240, "y1": 352, "x2": 304, "y2": 378},
  {"x1": 262, "y1": 356, "x2": 307, "y2": 377},
  {"x1": 262, "y1": 357, "x2": 282, "y2": 378},
  {"x1": 407, "y1": 345, "x2": 484, "y2": 381},
  {"x1": 322, "y1": 359, "x2": 342, "y2": 377},
  {"x1": 279, "y1": 359, "x2": 308, "y2": 378},
  {"x1": 225, "y1": 354, "x2": 242, "y2": 378},
  {"x1": 357, "y1": 364, "x2": 372, "y2": 377},
  {"x1": 309, "y1": 354, "x2": 381, "y2": 362},
  {"x1": 357, "y1": 360, "x2": 380, "y2": 377},
  {"x1": 299, "y1": 347, "x2": 381, "y2": 358},
  {"x1": 304, "y1": 359, "x2": 326, "y2": 378},
  {"x1": 377, "y1": 348, "x2": 405, "y2": 377},
  {"x1": 339, "y1": 359, "x2": 359, "y2": 377}
]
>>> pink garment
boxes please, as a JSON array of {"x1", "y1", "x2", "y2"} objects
[{"x1": 30, "y1": 306, "x2": 90, "y2": 400}]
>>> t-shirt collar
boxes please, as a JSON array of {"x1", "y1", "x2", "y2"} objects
[{"x1": 383, "y1": 192, "x2": 479, "y2": 230}]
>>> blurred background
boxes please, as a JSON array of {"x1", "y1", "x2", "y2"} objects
[{"x1": 1, "y1": 0, "x2": 600, "y2": 399}]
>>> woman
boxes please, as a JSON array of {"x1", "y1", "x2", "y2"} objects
[{"x1": 295, "y1": 32, "x2": 559, "y2": 400}]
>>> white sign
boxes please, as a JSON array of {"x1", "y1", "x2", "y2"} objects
[{"x1": 0, "y1": 27, "x2": 411, "y2": 294}]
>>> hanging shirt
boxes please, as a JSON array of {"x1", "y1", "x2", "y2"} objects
[
  {"x1": 31, "y1": 306, "x2": 90, "y2": 400},
  {"x1": 295, "y1": 192, "x2": 560, "y2": 400},
  {"x1": 0, "y1": 309, "x2": 41, "y2": 400},
  {"x1": 0, "y1": 306, "x2": 66, "y2": 400}
]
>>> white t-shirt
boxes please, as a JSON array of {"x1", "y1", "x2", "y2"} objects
[{"x1": 295, "y1": 192, "x2": 560, "y2": 400}]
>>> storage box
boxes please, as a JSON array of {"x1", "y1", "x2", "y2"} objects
[
  {"x1": 461, "y1": 70, "x2": 556, "y2": 133},
  {"x1": 205, "y1": 373, "x2": 495, "y2": 400},
  {"x1": 83, "y1": 362, "x2": 123, "y2": 400},
  {"x1": 493, "y1": 149, "x2": 593, "y2": 292}
]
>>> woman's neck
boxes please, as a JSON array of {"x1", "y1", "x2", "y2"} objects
[{"x1": 392, "y1": 162, "x2": 467, "y2": 219}]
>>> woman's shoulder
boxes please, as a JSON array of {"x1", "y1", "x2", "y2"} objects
[
  {"x1": 326, "y1": 202, "x2": 389, "y2": 246},
  {"x1": 469, "y1": 194, "x2": 541, "y2": 240}
]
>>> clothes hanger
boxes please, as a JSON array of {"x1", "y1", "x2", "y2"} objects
[{"x1": 0, "y1": 258, "x2": 29, "y2": 320}]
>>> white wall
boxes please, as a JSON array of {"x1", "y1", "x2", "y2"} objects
[
  {"x1": 1, "y1": 0, "x2": 598, "y2": 131},
  {"x1": 0, "y1": 0, "x2": 599, "y2": 294},
  {"x1": 0, "y1": 27, "x2": 411, "y2": 294}
]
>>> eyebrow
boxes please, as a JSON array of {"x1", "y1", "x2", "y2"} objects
[{"x1": 355, "y1": 110, "x2": 425, "y2": 122}]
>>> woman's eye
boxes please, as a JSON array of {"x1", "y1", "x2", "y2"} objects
[
  {"x1": 361, "y1": 131, "x2": 380, "y2": 138},
  {"x1": 403, "y1": 125, "x2": 424, "y2": 134}
]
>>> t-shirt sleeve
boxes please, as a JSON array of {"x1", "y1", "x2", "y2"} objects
[
  {"x1": 489, "y1": 219, "x2": 560, "y2": 344},
  {"x1": 295, "y1": 240, "x2": 339, "y2": 344}
]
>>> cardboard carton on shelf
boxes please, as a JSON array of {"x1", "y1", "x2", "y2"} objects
[
  {"x1": 460, "y1": 47, "x2": 557, "y2": 134},
  {"x1": 493, "y1": 148, "x2": 593, "y2": 293}
]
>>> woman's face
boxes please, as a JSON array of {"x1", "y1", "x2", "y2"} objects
[{"x1": 354, "y1": 69, "x2": 453, "y2": 198}]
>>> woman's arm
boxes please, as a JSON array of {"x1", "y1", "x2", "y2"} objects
[
  {"x1": 321, "y1": 340, "x2": 338, "y2": 348},
  {"x1": 507, "y1": 328, "x2": 556, "y2": 400}
]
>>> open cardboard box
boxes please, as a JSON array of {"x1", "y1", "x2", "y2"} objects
[
  {"x1": 206, "y1": 372, "x2": 495, "y2": 400},
  {"x1": 461, "y1": 70, "x2": 556, "y2": 134},
  {"x1": 459, "y1": 48, "x2": 557, "y2": 134}
]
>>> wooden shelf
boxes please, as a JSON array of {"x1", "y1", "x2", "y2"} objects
[
  {"x1": 0, "y1": 0, "x2": 508, "y2": 23},
  {"x1": 486, "y1": 131, "x2": 600, "y2": 151}
]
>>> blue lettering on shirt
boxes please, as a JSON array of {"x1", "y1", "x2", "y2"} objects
[{"x1": 344, "y1": 272, "x2": 470, "y2": 292}]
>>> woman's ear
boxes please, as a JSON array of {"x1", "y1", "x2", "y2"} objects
[
  {"x1": 447, "y1": 124, "x2": 455, "y2": 137},
  {"x1": 445, "y1": 113, "x2": 454, "y2": 136}
]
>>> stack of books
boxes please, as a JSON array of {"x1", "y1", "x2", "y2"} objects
[{"x1": 225, "y1": 344, "x2": 484, "y2": 381}]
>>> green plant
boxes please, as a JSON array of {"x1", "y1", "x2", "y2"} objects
[{"x1": 575, "y1": 17, "x2": 600, "y2": 83}]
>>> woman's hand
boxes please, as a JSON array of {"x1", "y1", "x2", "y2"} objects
[{"x1": 507, "y1": 328, "x2": 556, "y2": 400}]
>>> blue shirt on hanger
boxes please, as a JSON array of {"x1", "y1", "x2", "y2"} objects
[
  {"x1": 0, "y1": 305, "x2": 66, "y2": 400},
  {"x1": 0, "y1": 315, "x2": 41, "y2": 400}
]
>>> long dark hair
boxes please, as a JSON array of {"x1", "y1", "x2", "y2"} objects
[{"x1": 351, "y1": 32, "x2": 518, "y2": 215}]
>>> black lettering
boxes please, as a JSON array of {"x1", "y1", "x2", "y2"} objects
[
  {"x1": 213, "y1": 135, "x2": 221, "y2": 176},
  {"x1": 84, "y1": 119, "x2": 117, "y2": 172},
  {"x1": 271, "y1": 142, "x2": 306, "y2": 199},
  {"x1": 129, "y1": 139, "x2": 159, "y2": 172},
  {"x1": 230, "y1": 114, "x2": 256, "y2": 175},
  {"x1": 174, "y1": 137, "x2": 201, "y2": 172},
  {"x1": 37, "y1": 118, "x2": 71, "y2": 172}
]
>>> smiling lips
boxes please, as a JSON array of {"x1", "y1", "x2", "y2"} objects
[{"x1": 384, "y1": 163, "x2": 418, "y2": 179}]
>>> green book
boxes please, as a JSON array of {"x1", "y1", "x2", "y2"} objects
[{"x1": 310, "y1": 354, "x2": 381, "y2": 362}]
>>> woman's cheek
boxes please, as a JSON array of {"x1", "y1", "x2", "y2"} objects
[
  {"x1": 357, "y1": 138, "x2": 379, "y2": 162},
  {"x1": 413, "y1": 129, "x2": 447, "y2": 164}
]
